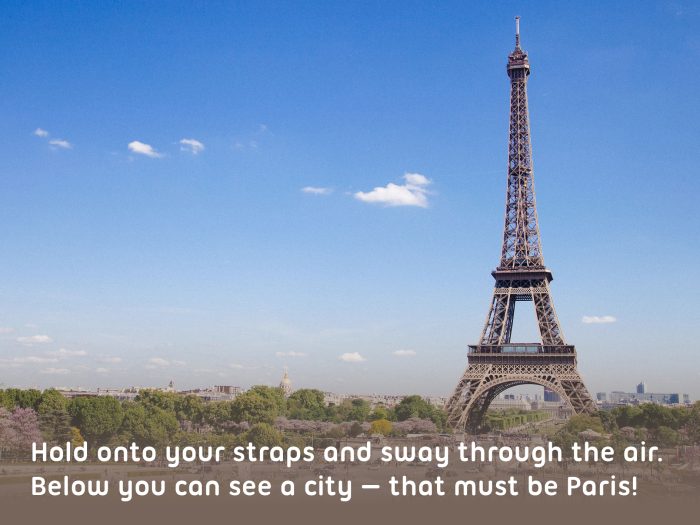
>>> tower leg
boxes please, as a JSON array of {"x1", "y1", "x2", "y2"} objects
[{"x1": 447, "y1": 362, "x2": 596, "y2": 433}]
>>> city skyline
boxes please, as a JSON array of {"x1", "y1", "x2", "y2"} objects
[{"x1": 1, "y1": 2, "x2": 699, "y2": 398}]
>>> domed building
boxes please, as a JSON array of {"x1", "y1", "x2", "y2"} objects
[{"x1": 279, "y1": 367, "x2": 293, "y2": 397}]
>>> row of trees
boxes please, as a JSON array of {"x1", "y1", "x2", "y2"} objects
[
  {"x1": 483, "y1": 409, "x2": 549, "y2": 431},
  {"x1": 0, "y1": 387, "x2": 447, "y2": 454},
  {"x1": 553, "y1": 402, "x2": 700, "y2": 454}
]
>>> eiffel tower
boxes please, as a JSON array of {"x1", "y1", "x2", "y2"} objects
[{"x1": 446, "y1": 17, "x2": 596, "y2": 432}]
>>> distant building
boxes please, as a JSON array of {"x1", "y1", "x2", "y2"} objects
[
  {"x1": 279, "y1": 367, "x2": 293, "y2": 397},
  {"x1": 544, "y1": 388, "x2": 560, "y2": 402},
  {"x1": 213, "y1": 385, "x2": 242, "y2": 396},
  {"x1": 601, "y1": 390, "x2": 689, "y2": 406},
  {"x1": 596, "y1": 392, "x2": 608, "y2": 402},
  {"x1": 636, "y1": 381, "x2": 646, "y2": 394},
  {"x1": 489, "y1": 396, "x2": 531, "y2": 411}
]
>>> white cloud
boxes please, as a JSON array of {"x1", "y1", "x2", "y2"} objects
[
  {"x1": 34, "y1": 128, "x2": 49, "y2": 137},
  {"x1": 17, "y1": 334, "x2": 53, "y2": 345},
  {"x1": 233, "y1": 139, "x2": 259, "y2": 151},
  {"x1": 229, "y1": 363, "x2": 258, "y2": 370},
  {"x1": 275, "y1": 351, "x2": 308, "y2": 358},
  {"x1": 339, "y1": 352, "x2": 366, "y2": 363},
  {"x1": 96, "y1": 367, "x2": 109, "y2": 373},
  {"x1": 179, "y1": 138, "x2": 204, "y2": 155},
  {"x1": 354, "y1": 173, "x2": 432, "y2": 207},
  {"x1": 582, "y1": 315, "x2": 617, "y2": 324},
  {"x1": 40, "y1": 367, "x2": 70, "y2": 375},
  {"x1": 393, "y1": 349, "x2": 417, "y2": 357},
  {"x1": 128, "y1": 140, "x2": 163, "y2": 158},
  {"x1": 0, "y1": 327, "x2": 14, "y2": 334},
  {"x1": 173, "y1": 360, "x2": 186, "y2": 367},
  {"x1": 99, "y1": 356, "x2": 122, "y2": 364},
  {"x1": 49, "y1": 139, "x2": 72, "y2": 149},
  {"x1": 301, "y1": 186, "x2": 332, "y2": 195},
  {"x1": 13, "y1": 356, "x2": 59, "y2": 364},
  {"x1": 147, "y1": 357, "x2": 170, "y2": 367},
  {"x1": 49, "y1": 348, "x2": 87, "y2": 357}
]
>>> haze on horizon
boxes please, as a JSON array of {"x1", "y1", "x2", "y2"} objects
[{"x1": 0, "y1": 2, "x2": 698, "y2": 399}]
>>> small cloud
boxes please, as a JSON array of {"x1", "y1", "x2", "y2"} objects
[
  {"x1": 275, "y1": 351, "x2": 308, "y2": 358},
  {"x1": 49, "y1": 139, "x2": 72, "y2": 150},
  {"x1": 0, "y1": 327, "x2": 14, "y2": 334},
  {"x1": 17, "y1": 335, "x2": 53, "y2": 345},
  {"x1": 173, "y1": 360, "x2": 186, "y2": 367},
  {"x1": 179, "y1": 138, "x2": 204, "y2": 155},
  {"x1": 257, "y1": 124, "x2": 269, "y2": 134},
  {"x1": 229, "y1": 363, "x2": 258, "y2": 370},
  {"x1": 34, "y1": 128, "x2": 49, "y2": 137},
  {"x1": 14, "y1": 356, "x2": 59, "y2": 364},
  {"x1": 128, "y1": 140, "x2": 163, "y2": 158},
  {"x1": 147, "y1": 357, "x2": 170, "y2": 367},
  {"x1": 49, "y1": 348, "x2": 87, "y2": 357},
  {"x1": 99, "y1": 356, "x2": 122, "y2": 364},
  {"x1": 95, "y1": 367, "x2": 109, "y2": 373},
  {"x1": 393, "y1": 349, "x2": 416, "y2": 357},
  {"x1": 40, "y1": 367, "x2": 71, "y2": 375},
  {"x1": 302, "y1": 186, "x2": 332, "y2": 195},
  {"x1": 354, "y1": 172, "x2": 432, "y2": 207},
  {"x1": 339, "y1": 352, "x2": 366, "y2": 363},
  {"x1": 582, "y1": 315, "x2": 617, "y2": 324}
]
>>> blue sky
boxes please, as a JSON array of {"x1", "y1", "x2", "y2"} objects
[{"x1": 0, "y1": 1, "x2": 698, "y2": 397}]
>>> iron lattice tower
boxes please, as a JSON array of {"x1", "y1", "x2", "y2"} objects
[{"x1": 446, "y1": 18, "x2": 596, "y2": 432}]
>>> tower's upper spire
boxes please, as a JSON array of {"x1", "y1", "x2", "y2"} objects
[{"x1": 507, "y1": 16, "x2": 529, "y2": 76}]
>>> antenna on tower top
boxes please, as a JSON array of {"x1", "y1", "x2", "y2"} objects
[{"x1": 515, "y1": 16, "x2": 521, "y2": 48}]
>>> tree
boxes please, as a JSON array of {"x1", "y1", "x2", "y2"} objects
[
  {"x1": 174, "y1": 395, "x2": 204, "y2": 425},
  {"x1": 119, "y1": 402, "x2": 179, "y2": 448},
  {"x1": 613, "y1": 405, "x2": 643, "y2": 428},
  {"x1": 687, "y1": 402, "x2": 700, "y2": 444},
  {"x1": 369, "y1": 406, "x2": 388, "y2": 421},
  {"x1": 348, "y1": 422, "x2": 363, "y2": 437},
  {"x1": 287, "y1": 389, "x2": 326, "y2": 420},
  {"x1": 392, "y1": 418, "x2": 437, "y2": 435},
  {"x1": 395, "y1": 395, "x2": 433, "y2": 421},
  {"x1": 247, "y1": 386, "x2": 286, "y2": 415},
  {"x1": 231, "y1": 391, "x2": 280, "y2": 425},
  {"x1": 40, "y1": 408, "x2": 72, "y2": 444},
  {"x1": 639, "y1": 403, "x2": 675, "y2": 429},
  {"x1": 369, "y1": 419, "x2": 392, "y2": 436},
  {"x1": 38, "y1": 389, "x2": 71, "y2": 444},
  {"x1": 652, "y1": 426, "x2": 679, "y2": 448},
  {"x1": 68, "y1": 396, "x2": 124, "y2": 444},
  {"x1": 70, "y1": 427, "x2": 85, "y2": 447},
  {"x1": 135, "y1": 389, "x2": 178, "y2": 412},
  {"x1": 203, "y1": 401, "x2": 234, "y2": 429},
  {"x1": 562, "y1": 414, "x2": 605, "y2": 435},
  {"x1": 37, "y1": 389, "x2": 68, "y2": 415},
  {"x1": 2, "y1": 388, "x2": 42, "y2": 410},
  {"x1": 597, "y1": 409, "x2": 618, "y2": 433},
  {"x1": 347, "y1": 399, "x2": 370, "y2": 422},
  {"x1": 394, "y1": 395, "x2": 446, "y2": 429},
  {"x1": 0, "y1": 407, "x2": 42, "y2": 453},
  {"x1": 246, "y1": 423, "x2": 283, "y2": 447}
]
